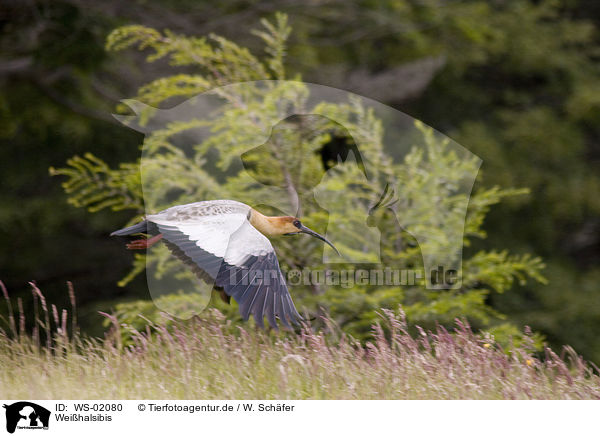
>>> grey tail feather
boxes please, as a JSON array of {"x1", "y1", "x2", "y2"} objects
[{"x1": 110, "y1": 221, "x2": 148, "y2": 237}]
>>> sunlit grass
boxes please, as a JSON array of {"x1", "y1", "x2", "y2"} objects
[{"x1": 1, "y1": 282, "x2": 599, "y2": 399}]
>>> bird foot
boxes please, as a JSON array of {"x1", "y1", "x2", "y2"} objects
[{"x1": 126, "y1": 233, "x2": 163, "y2": 250}]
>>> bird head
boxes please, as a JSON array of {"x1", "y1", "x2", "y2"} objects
[{"x1": 278, "y1": 217, "x2": 340, "y2": 255}]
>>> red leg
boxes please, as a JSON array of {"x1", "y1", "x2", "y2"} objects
[{"x1": 126, "y1": 233, "x2": 163, "y2": 250}]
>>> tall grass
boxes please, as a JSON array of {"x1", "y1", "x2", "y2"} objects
[{"x1": 1, "y1": 281, "x2": 599, "y2": 399}]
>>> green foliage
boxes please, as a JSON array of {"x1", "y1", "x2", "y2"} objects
[
  {"x1": 105, "y1": 20, "x2": 279, "y2": 86},
  {"x1": 50, "y1": 153, "x2": 143, "y2": 213},
  {"x1": 53, "y1": 14, "x2": 547, "y2": 343},
  {"x1": 485, "y1": 322, "x2": 546, "y2": 354},
  {"x1": 251, "y1": 13, "x2": 292, "y2": 80}
]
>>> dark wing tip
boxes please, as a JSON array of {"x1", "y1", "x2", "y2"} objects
[{"x1": 216, "y1": 252, "x2": 302, "y2": 331}]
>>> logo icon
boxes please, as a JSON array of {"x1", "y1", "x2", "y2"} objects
[
  {"x1": 3, "y1": 402, "x2": 50, "y2": 434},
  {"x1": 114, "y1": 80, "x2": 481, "y2": 319}
]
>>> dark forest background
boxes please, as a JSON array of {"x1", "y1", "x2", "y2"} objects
[{"x1": 1, "y1": 1, "x2": 600, "y2": 360}]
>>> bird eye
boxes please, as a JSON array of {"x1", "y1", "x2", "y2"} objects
[{"x1": 293, "y1": 219, "x2": 301, "y2": 228}]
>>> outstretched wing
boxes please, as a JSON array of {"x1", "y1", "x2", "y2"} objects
[{"x1": 148, "y1": 213, "x2": 302, "y2": 329}]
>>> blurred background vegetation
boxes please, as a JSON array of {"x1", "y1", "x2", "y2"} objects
[{"x1": 1, "y1": 1, "x2": 599, "y2": 360}]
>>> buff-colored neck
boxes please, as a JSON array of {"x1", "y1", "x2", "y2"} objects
[{"x1": 249, "y1": 209, "x2": 289, "y2": 236}]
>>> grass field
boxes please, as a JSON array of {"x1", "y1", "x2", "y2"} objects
[{"x1": 1, "y1": 284, "x2": 599, "y2": 400}]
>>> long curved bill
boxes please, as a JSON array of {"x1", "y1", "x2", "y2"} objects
[{"x1": 299, "y1": 224, "x2": 340, "y2": 256}]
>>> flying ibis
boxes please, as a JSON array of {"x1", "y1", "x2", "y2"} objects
[{"x1": 111, "y1": 200, "x2": 339, "y2": 329}]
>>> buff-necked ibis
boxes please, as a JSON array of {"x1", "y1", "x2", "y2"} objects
[{"x1": 111, "y1": 200, "x2": 339, "y2": 329}]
